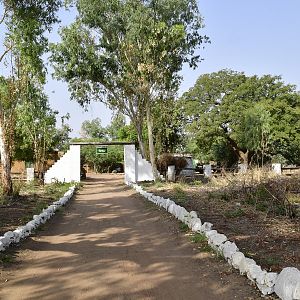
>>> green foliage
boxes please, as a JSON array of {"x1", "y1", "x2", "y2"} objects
[
  {"x1": 179, "y1": 222, "x2": 189, "y2": 232},
  {"x1": 51, "y1": 0, "x2": 208, "y2": 166},
  {"x1": 81, "y1": 144, "x2": 123, "y2": 173},
  {"x1": 15, "y1": 87, "x2": 71, "y2": 176},
  {"x1": 81, "y1": 118, "x2": 107, "y2": 139},
  {"x1": 44, "y1": 181, "x2": 74, "y2": 200},
  {"x1": 181, "y1": 69, "x2": 300, "y2": 166},
  {"x1": 191, "y1": 233, "x2": 207, "y2": 243},
  {"x1": 173, "y1": 184, "x2": 187, "y2": 203},
  {"x1": 152, "y1": 98, "x2": 185, "y2": 155},
  {"x1": 0, "y1": 253, "x2": 14, "y2": 264},
  {"x1": 0, "y1": 0, "x2": 62, "y2": 195},
  {"x1": 2, "y1": 0, "x2": 63, "y2": 79},
  {"x1": 106, "y1": 114, "x2": 126, "y2": 141}
]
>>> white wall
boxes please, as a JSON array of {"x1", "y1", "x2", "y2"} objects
[
  {"x1": 124, "y1": 145, "x2": 155, "y2": 183},
  {"x1": 45, "y1": 144, "x2": 155, "y2": 184},
  {"x1": 136, "y1": 151, "x2": 155, "y2": 182},
  {"x1": 44, "y1": 145, "x2": 80, "y2": 183},
  {"x1": 124, "y1": 145, "x2": 137, "y2": 184}
]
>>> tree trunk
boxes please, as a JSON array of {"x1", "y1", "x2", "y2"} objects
[
  {"x1": 135, "y1": 121, "x2": 146, "y2": 158},
  {"x1": 146, "y1": 101, "x2": 159, "y2": 180},
  {"x1": 0, "y1": 124, "x2": 13, "y2": 196},
  {"x1": 225, "y1": 136, "x2": 249, "y2": 167},
  {"x1": 239, "y1": 150, "x2": 249, "y2": 166}
]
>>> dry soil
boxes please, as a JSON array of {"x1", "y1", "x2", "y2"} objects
[{"x1": 0, "y1": 174, "x2": 264, "y2": 300}]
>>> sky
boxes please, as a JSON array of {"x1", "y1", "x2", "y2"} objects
[{"x1": 1, "y1": 1, "x2": 300, "y2": 137}]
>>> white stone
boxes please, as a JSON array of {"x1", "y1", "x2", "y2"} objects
[
  {"x1": 4, "y1": 231, "x2": 14, "y2": 240},
  {"x1": 294, "y1": 286, "x2": 300, "y2": 299},
  {"x1": 256, "y1": 270, "x2": 268, "y2": 285},
  {"x1": 208, "y1": 233, "x2": 227, "y2": 248},
  {"x1": 0, "y1": 236, "x2": 9, "y2": 247},
  {"x1": 221, "y1": 241, "x2": 239, "y2": 261},
  {"x1": 205, "y1": 230, "x2": 218, "y2": 239},
  {"x1": 238, "y1": 257, "x2": 256, "y2": 275},
  {"x1": 191, "y1": 220, "x2": 202, "y2": 232},
  {"x1": 190, "y1": 217, "x2": 201, "y2": 230},
  {"x1": 177, "y1": 207, "x2": 188, "y2": 222},
  {"x1": 0, "y1": 241, "x2": 5, "y2": 251},
  {"x1": 173, "y1": 205, "x2": 181, "y2": 218},
  {"x1": 201, "y1": 222, "x2": 213, "y2": 232},
  {"x1": 12, "y1": 231, "x2": 21, "y2": 243},
  {"x1": 247, "y1": 263, "x2": 263, "y2": 282},
  {"x1": 231, "y1": 252, "x2": 245, "y2": 269},
  {"x1": 183, "y1": 214, "x2": 193, "y2": 228},
  {"x1": 265, "y1": 272, "x2": 278, "y2": 287},
  {"x1": 190, "y1": 211, "x2": 198, "y2": 218},
  {"x1": 164, "y1": 199, "x2": 173, "y2": 210},
  {"x1": 168, "y1": 203, "x2": 176, "y2": 215},
  {"x1": 167, "y1": 165, "x2": 175, "y2": 182},
  {"x1": 256, "y1": 283, "x2": 274, "y2": 296},
  {"x1": 204, "y1": 164, "x2": 212, "y2": 177},
  {"x1": 274, "y1": 267, "x2": 300, "y2": 300}
]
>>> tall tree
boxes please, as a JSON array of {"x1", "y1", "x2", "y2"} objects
[
  {"x1": 16, "y1": 88, "x2": 59, "y2": 178},
  {"x1": 152, "y1": 98, "x2": 184, "y2": 155},
  {"x1": 181, "y1": 69, "x2": 300, "y2": 166},
  {"x1": 0, "y1": 0, "x2": 62, "y2": 195},
  {"x1": 51, "y1": 0, "x2": 208, "y2": 179}
]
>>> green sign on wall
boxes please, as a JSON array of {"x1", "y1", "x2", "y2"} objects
[{"x1": 96, "y1": 147, "x2": 108, "y2": 154}]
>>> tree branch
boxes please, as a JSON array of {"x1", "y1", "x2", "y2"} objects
[
  {"x1": 0, "y1": 6, "x2": 7, "y2": 25},
  {"x1": 0, "y1": 44, "x2": 13, "y2": 63}
]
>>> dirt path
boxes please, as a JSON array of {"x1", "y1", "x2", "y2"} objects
[{"x1": 0, "y1": 174, "x2": 262, "y2": 300}]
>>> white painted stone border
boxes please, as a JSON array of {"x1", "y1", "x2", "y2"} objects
[
  {"x1": 129, "y1": 182, "x2": 300, "y2": 300},
  {"x1": 0, "y1": 185, "x2": 76, "y2": 253}
]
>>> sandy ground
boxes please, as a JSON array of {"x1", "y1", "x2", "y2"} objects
[{"x1": 0, "y1": 174, "x2": 263, "y2": 300}]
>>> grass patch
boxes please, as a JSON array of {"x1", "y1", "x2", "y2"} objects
[
  {"x1": 0, "y1": 253, "x2": 14, "y2": 264},
  {"x1": 192, "y1": 180, "x2": 203, "y2": 186},
  {"x1": 44, "y1": 182, "x2": 73, "y2": 200},
  {"x1": 262, "y1": 256, "x2": 282, "y2": 267},
  {"x1": 179, "y1": 222, "x2": 189, "y2": 232},
  {"x1": 191, "y1": 233, "x2": 207, "y2": 243},
  {"x1": 224, "y1": 208, "x2": 245, "y2": 218},
  {"x1": 173, "y1": 185, "x2": 187, "y2": 204},
  {"x1": 199, "y1": 244, "x2": 214, "y2": 253},
  {"x1": 190, "y1": 232, "x2": 215, "y2": 253}
]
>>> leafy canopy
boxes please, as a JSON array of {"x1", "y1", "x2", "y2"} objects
[{"x1": 181, "y1": 69, "x2": 300, "y2": 165}]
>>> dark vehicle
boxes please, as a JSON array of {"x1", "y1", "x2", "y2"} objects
[{"x1": 81, "y1": 167, "x2": 87, "y2": 179}]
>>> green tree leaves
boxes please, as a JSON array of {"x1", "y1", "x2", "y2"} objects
[{"x1": 181, "y1": 69, "x2": 300, "y2": 166}]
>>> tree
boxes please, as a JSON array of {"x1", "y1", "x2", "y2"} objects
[
  {"x1": 0, "y1": 0, "x2": 62, "y2": 195},
  {"x1": 51, "y1": 0, "x2": 208, "y2": 179},
  {"x1": 152, "y1": 98, "x2": 184, "y2": 155},
  {"x1": 80, "y1": 118, "x2": 107, "y2": 139},
  {"x1": 53, "y1": 114, "x2": 72, "y2": 152},
  {"x1": 16, "y1": 87, "x2": 59, "y2": 179},
  {"x1": 181, "y1": 69, "x2": 300, "y2": 166},
  {"x1": 106, "y1": 113, "x2": 126, "y2": 141}
]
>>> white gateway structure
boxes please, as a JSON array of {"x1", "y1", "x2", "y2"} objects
[{"x1": 44, "y1": 142, "x2": 157, "y2": 184}]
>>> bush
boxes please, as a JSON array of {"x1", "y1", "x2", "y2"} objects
[{"x1": 157, "y1": 153, "x2": 187, "y2": 176}]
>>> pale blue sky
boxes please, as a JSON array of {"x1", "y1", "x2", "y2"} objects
[{"x1": 1, "y1": 1, "x2": 300, "y2": 137}]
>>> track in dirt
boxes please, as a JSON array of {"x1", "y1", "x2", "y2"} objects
[{"x1": 0, "y1": 174, "x2": 262, "y2": 300}]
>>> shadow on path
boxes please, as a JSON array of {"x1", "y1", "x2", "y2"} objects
[{"x1": 0, "y1": 174, "x2": 261, "y2": 300}]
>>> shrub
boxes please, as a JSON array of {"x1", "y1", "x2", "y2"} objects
[{"x1": 157, "y1": 153, "x2": 187, "y2": 177}]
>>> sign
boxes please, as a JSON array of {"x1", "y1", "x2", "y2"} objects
[{"x1": 96, "y1": 146, "x2": 108, "y2": 154}]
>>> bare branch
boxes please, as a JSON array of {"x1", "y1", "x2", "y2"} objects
[
  {"x1": 0, "y1": 44, "x2": 13, "y2": 63},
  {"x1": 0, "y1": 6, "x2": 7, "y2": 25}
]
